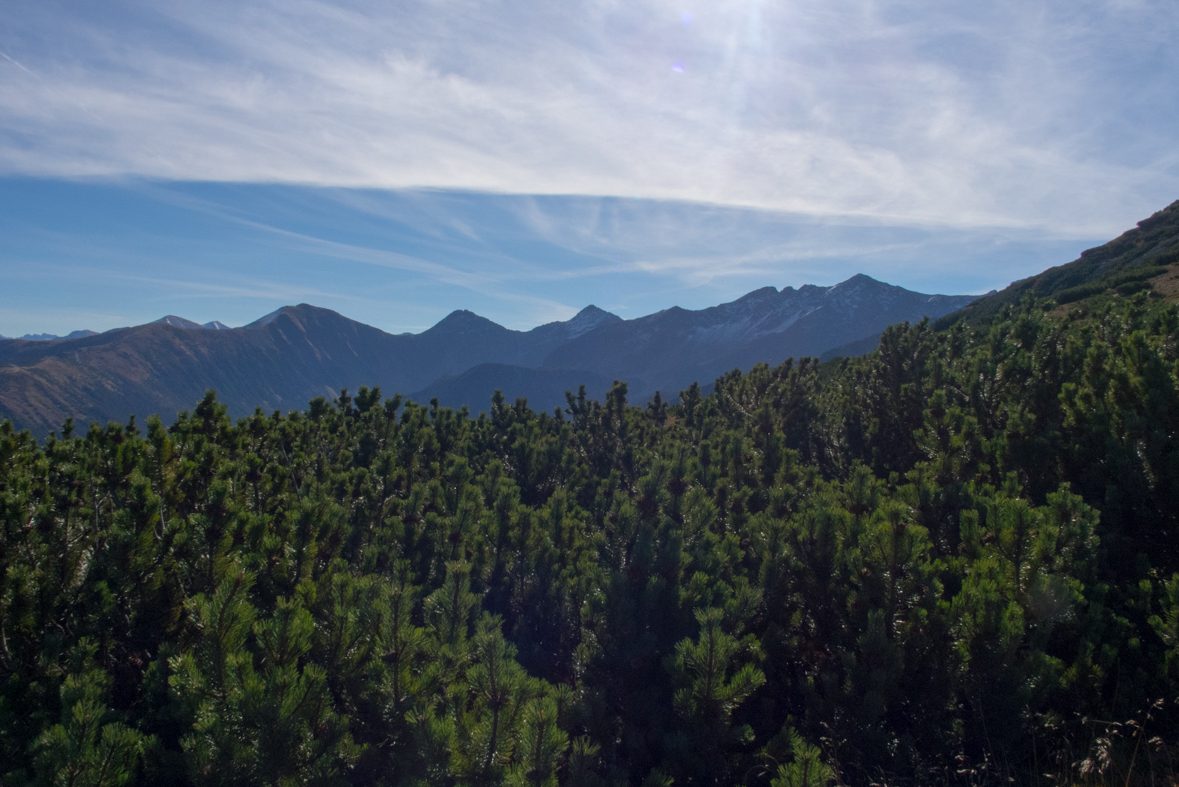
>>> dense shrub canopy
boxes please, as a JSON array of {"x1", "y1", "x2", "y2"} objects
[{"x1": 2, "y1": 293, "x2": 1178, "y2": 786}]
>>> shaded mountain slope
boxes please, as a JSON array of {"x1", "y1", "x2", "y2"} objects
[
  {"x1": 819, "y1": 332, "x2": 883, "y2": 361},
  {"x1": 540, "y1": 275, "x2": 977, "y2": 398},
  {"x1": 0, "y1": 307, "x2": 404, "y2": 434},
  {"x1": 0, "y1": 304, "x2": 625, "y2": 435},
  {"x1": 411, "y1": 364, "x2": 617, "y2": 414}
]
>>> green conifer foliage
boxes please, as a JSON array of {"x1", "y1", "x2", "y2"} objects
[
  {"x1": 768, "y1": 730, "x2": 834, "y2": 787},
  {"x1": 457, "y1": 614, "x2": 530, "y2": 784},
  {"x1": 666, "y1": 606, "x2": 765, "y2": 781},
  {"x1": 169, "y1": 565, "x2": 355, "y2": 785},
  {"x1": 4, "y1": 283, "x2": 1179, "y2": 785},
  {"x1": 1150, "y1": 574, "x2": 1179, "y2": 678},
  {"x1": 507, "y1": 694, "x2": 569, "y2": 787},
  {"x1": 33, "y1": 661, "x2": 149, "y2": 787}
]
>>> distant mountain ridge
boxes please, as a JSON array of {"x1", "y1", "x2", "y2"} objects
[
  {"x1": 528, "y1": 274, "x2": 977, "y2": 400},
  {"x1": 154, "y1": 315, "x2": 233, "y2": 331},
  {"x1": 4, "y1": 316, "x2": 233, "y2": 341},
  {"x1": 2, "y1": 329, "x2": 99, "y2": 342},
  {"x1": 0, "y1": 275, "x2": 978, "y2": 434}
]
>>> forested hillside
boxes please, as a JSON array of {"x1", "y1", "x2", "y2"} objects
[{"x1": 943, "y1": 199, "x2": 1179, "y2": 327}]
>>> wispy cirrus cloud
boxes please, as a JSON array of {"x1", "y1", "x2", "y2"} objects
[
  {"x1": 1, "y1": 0, "x2": 1176, "y2": 237},
  {"x1": 0, "y1": 178, "x2": 1120, "y2": 337}
]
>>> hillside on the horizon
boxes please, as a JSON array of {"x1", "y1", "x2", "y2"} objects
[
  {"x1": 0, "y1": 275, "x2": 976, "y2": 435},
  {"x1": 940, "y1": 199, "x2": 1179, "y2": 326}
]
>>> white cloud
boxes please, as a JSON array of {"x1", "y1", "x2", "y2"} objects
[{"x1": 0, "y1": 0, "x2": 1176, "y2": 236}]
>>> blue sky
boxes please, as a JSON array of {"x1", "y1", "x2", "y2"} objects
[{"x1": 2, "y1": 0, "x2": 1177, "y2": 335}]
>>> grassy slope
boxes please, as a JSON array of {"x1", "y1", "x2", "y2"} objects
[{"x1": 937, "y1": 199, "x2": 1179, "y2": 328}]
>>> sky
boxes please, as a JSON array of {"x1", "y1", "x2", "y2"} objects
[{"x1": 1, "y1": 0, "x2": 1177, "y2": 335}]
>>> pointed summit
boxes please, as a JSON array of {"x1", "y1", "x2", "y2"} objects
[
  {"x1": 244, "y1": 306, "x2": 302, "y2": 329},
  {"x1": 826, "y1": 274, "x2": 887, "y2": 293},
  {"x1": 565, "y1": 305, "x2": 621, "y2": 338},
  {"x1": 426, "y1": 310, "x2": 505, "y2": 336}
]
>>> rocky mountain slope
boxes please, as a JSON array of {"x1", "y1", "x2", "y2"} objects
[{"x1": 530, "y1": 274, "x2": 976, "y2": 400}]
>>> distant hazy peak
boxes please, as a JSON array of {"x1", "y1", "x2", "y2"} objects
[
  {"x1": 565, "y1": 305, "x2": 621, "y2": 337},
  {"x1": 770, "y1": 274, "x2": 873, "y2": 294},
  {"x1": 428, "y1": 309, "x2": 503, "y2": 335},
  {"x1": 844, "y1": 273, "x2": 879, "y2": 284},
  {"x1": 825, "y1": 273, "x2": 970, "y2": 299},
  {"x1": 245, "y1": 304, "x2": 357, "y2": 332},
  {"x1": 735, "y1": 286, "x2": 780, "y2": 302},
  {"x1": 204, "y1": 321, "x2": 231, "y2": 330},
  {"x1": 822, "y1": 274, "x2": 890, "y2": 298},
  {"x1": 154, "y1": 315, "x2": 205, "y2": 330},
  {"x1": 245, "y1": 306, "x2": 295, "y2": 329},
  {"x1": 12, "y1": 329, "x2": 99, "y2": 341},
  {"x1": 572, "y1": 304, "x2": 614, "y2": 319}
]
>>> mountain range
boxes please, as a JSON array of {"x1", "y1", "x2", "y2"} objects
[
  {"x1": 0, "y1": 329, "x2": 99, "y2": 342},
  {"x1": 0, "y1": 274, "x2": 979, "y2": 435}
]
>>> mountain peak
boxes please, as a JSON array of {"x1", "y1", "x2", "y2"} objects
[
  {"x1": 566, "y1": 305, "x2": 621, "y2": 338},
  {"x1": 734, "y1": 286, "x2": 780, "y2": 304},
  {"x1": 245, "y1": 306, "x2": 300, "y2": 329},
  {"x1": 428, "y1": 310, "x2": 503, "y2": 335},
  {"x1": 236, "y1": 305, "x2": 363, "y2": 333},
  {"x1": 155, "y1": 316, "x2": 238, "y2": 331},
  {"x1": 154, "y1": 315, "x2": 205, "y2": 330},
  {"x1": 830, "y1": 273, "x2": 884, "y2": 290}
]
